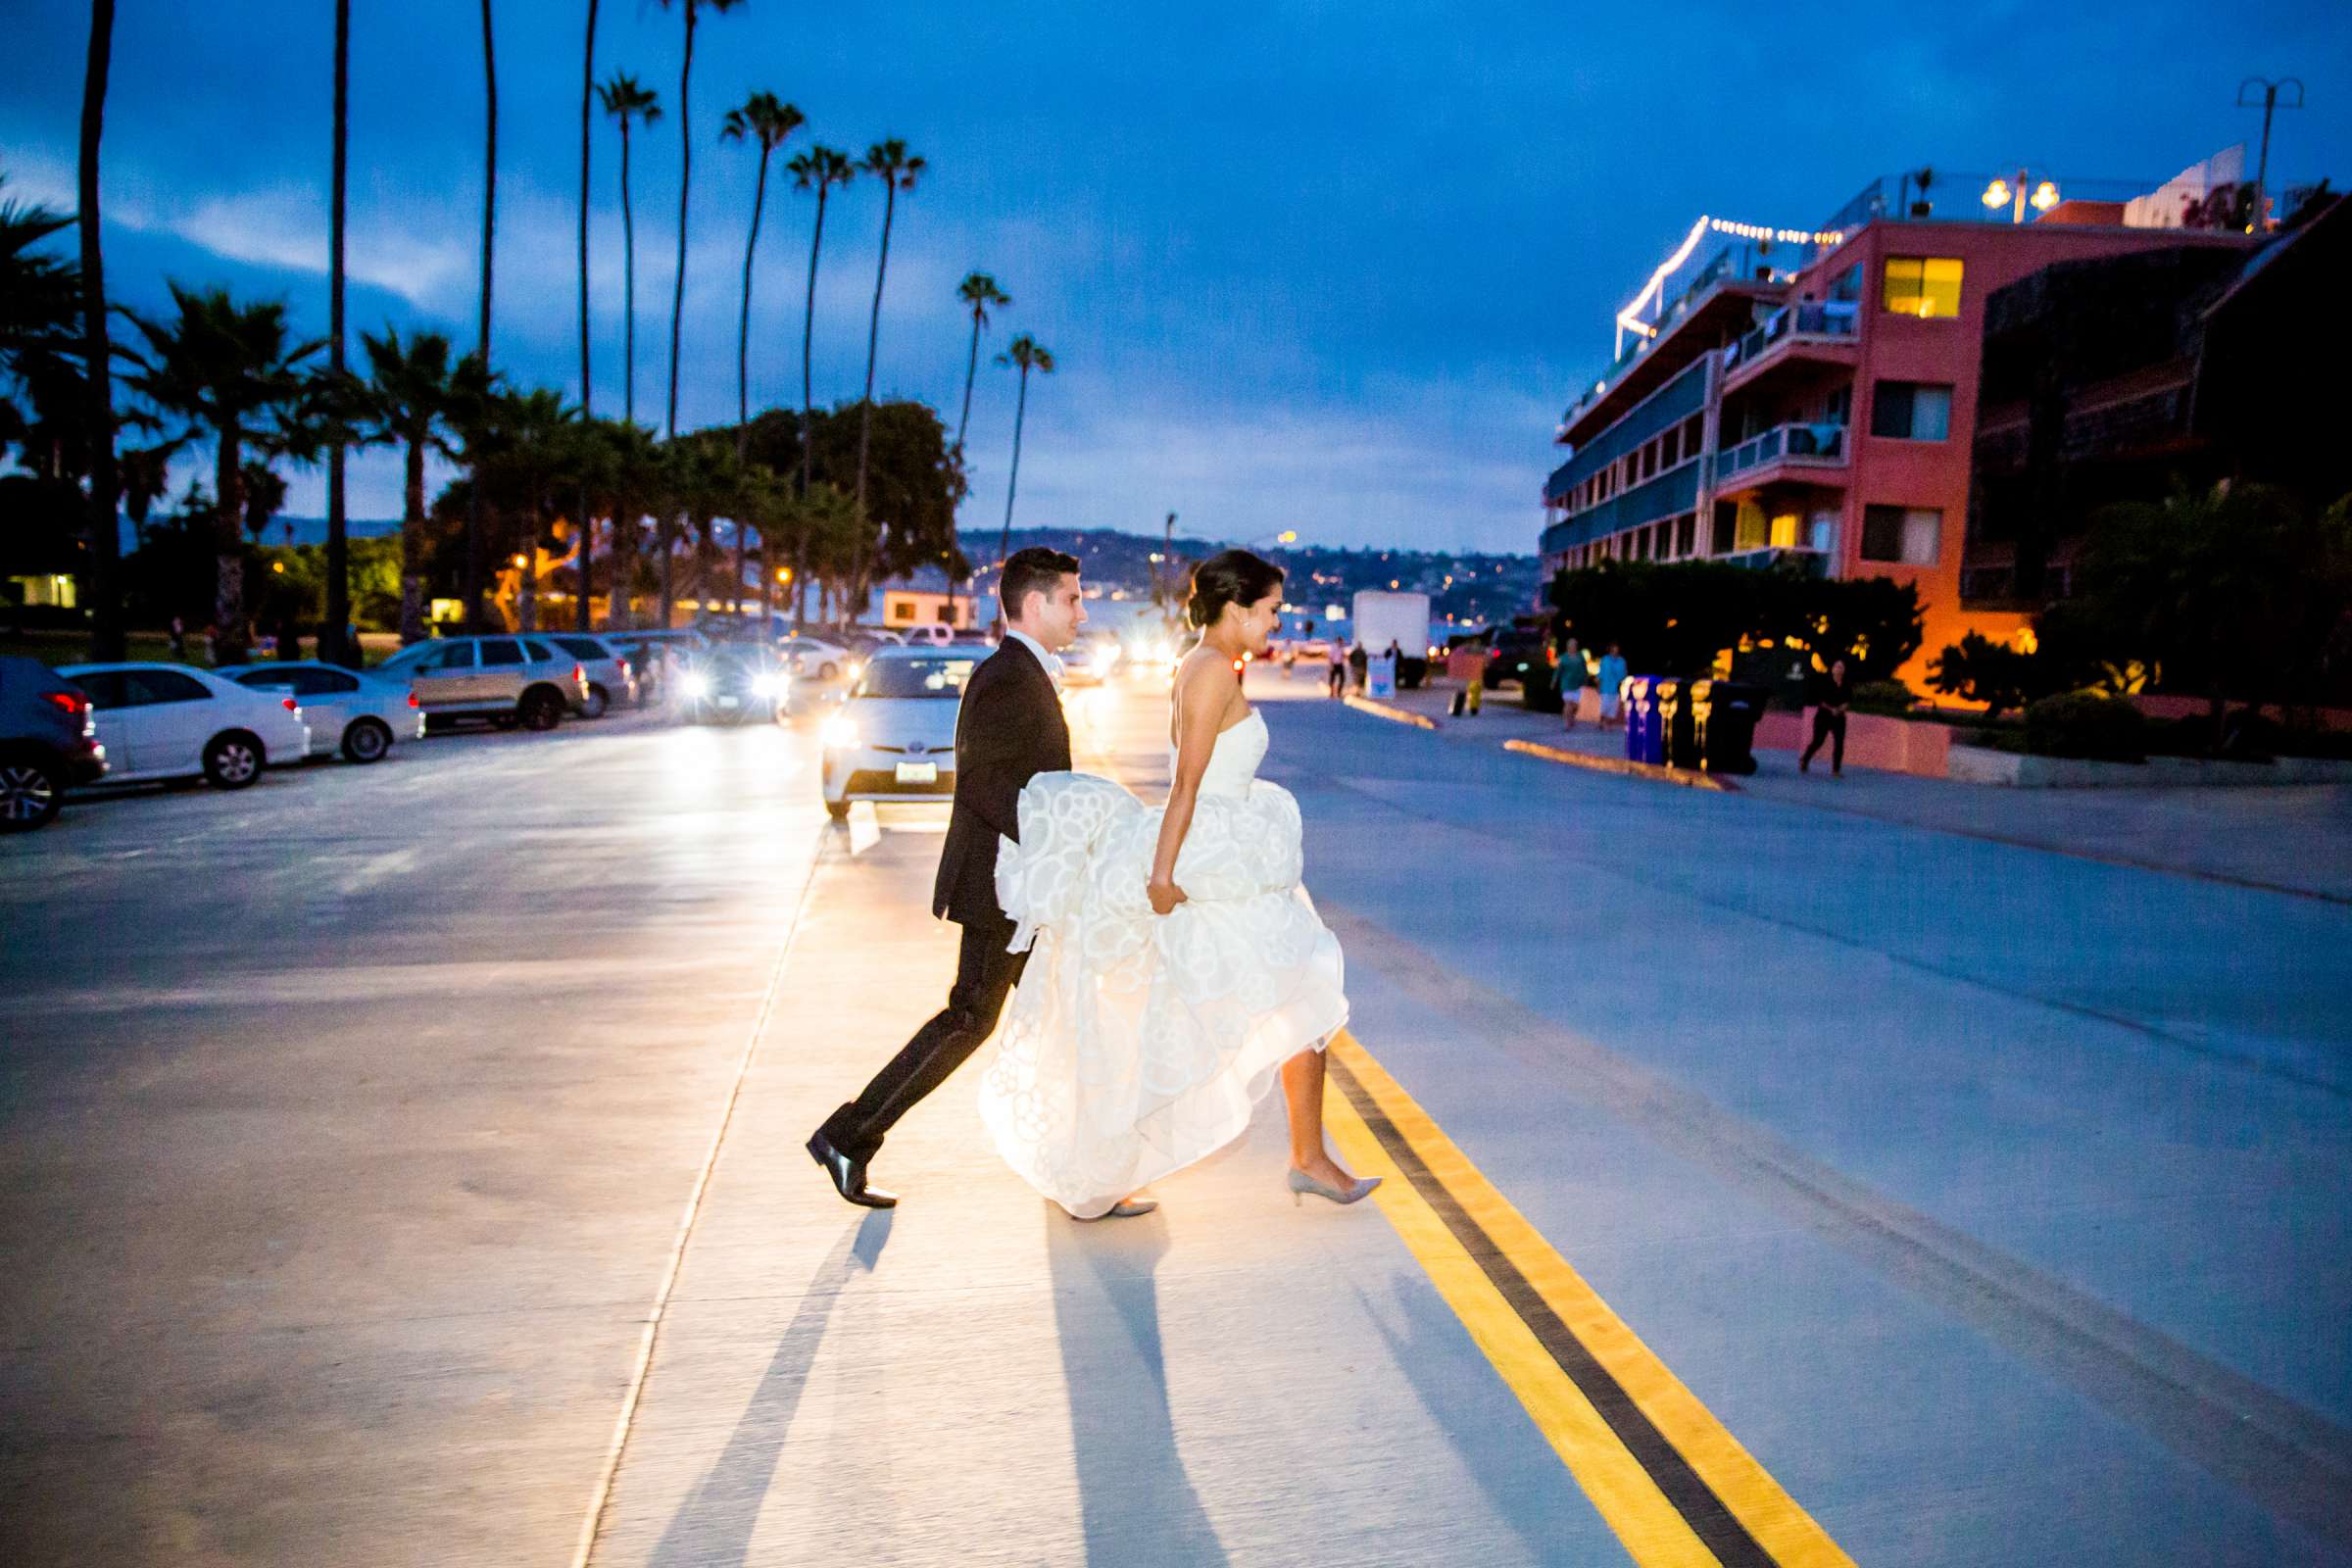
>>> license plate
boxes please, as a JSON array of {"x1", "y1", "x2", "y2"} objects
[
  {"x1": 717, "y1": 695, "x2": 738, "y2": 708},
  {"x1": 894, "y1": 761, "x2": 939, "y2": 784}
]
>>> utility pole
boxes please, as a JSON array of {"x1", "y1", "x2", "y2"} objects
[{"x1": 2236, "y1": 77, "x2": 2305, "y2": 232}]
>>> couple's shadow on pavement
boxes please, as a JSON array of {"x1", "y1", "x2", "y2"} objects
[
  {"x1": 651, "y1": 1210, "x2": 892, "y2": 1567},
  {"x1": 652, "y1": 1203, "x2": 1224, "y2": 1567}
]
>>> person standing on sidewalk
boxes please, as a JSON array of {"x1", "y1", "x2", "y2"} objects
[
  {"x1": 1595, "y1": 643, "x2": 1628, "y2": 722},
  {"x1": 1559, "y1": 636, "x2": 1591, "y2": 730},
  {"x1": 1325, "y1": 637, "x2": 1347, "y2": 698},
  {"x1": 1800, "y1": 657, "x2": 1853, "y2": 777}
]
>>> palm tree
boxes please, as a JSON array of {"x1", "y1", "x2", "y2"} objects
[
  {"x1": 574, "y1": 0, "x2": 600, "y2": 634},
  {"x1": 321, "y1": 0, "x2": 352, "y2": 663},
  {"x1": 994, "y1": 333, "x2": 1053, "y2": 571},
  {"x1": 481, "y1": 385, "x2": 575, "y2": 632},
  {"x1": 657, "y1": 0, "x2": 748, "y2": 442},
  {"x1": 785, "y1": 143, "x2": 854, "y2": 625},
  {"x1": 120, "y1": 285, "x2": 323, "y2": 661},
  {"x1": 721, "y1": 93, "x2": 802, "y2": 625},
  {"x1": 358, "y1": 327, "x2": 467, "y2": 643},
  {"x1": 466, "y1": 0, "x2": 499, "y2": 629},
  {"x1": 74, "y1": 2, "x2": 123, "y2": 661},
  {"x1": 597, "y1": 74, "x2": 660, "y2": 427},
  {"x1": 952, "y1": 271, "x2": 1008, "y2": 460},
  {"x1": 850, "y1": 138, "x2": 925, "y2": 615}
]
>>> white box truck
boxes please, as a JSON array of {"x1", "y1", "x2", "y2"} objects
[{"x1": 1348, "y1": 590, "x2": 1431, "y2": 662}]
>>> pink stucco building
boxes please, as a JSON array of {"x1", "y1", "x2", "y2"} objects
[{"x1": 1541, "y1": 175, "x2": 2258, "y2": 683}]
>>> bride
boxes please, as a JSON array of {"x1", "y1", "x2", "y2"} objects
[{"x1": 978, "y1": 550, "x2": 1380, "y2": 1220}]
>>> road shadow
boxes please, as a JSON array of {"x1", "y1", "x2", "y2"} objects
[
  {"x1": 650, "y1": 1210, "x2": 892, "y2": 1566},
  {"x1": 1046, "y1": 1204, "x2": 1229, "y2": 1567}
]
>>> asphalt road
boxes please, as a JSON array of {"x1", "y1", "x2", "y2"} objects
[{"x1": 3, "y1": 671, "x2": 2347, "y2": 1566}]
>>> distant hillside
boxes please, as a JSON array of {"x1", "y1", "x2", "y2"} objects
[{"x1": 960, "y1": 527, "x2": 1543, "y2": 632}]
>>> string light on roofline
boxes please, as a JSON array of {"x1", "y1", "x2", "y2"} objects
[{"x1": 1612, "y1": 216, "x2": 1849, "y2": 358}]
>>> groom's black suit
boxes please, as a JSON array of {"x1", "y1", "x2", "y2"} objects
[{"x1": 816, "y1": 637, "x2": 1071, "y2": 1162}]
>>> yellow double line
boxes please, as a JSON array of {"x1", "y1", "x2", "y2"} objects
[{"x1": 1322, "y1": 1031, "x2": 1852, "y2": 1568}]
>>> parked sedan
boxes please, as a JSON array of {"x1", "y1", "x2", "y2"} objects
[
  {"x1": 0, "y1": 655, "x2": 107, "y2": 830},
  {"x1": 226, "y1": 662, "x2": 423, "y2": 762},
  {"x1": 818, "y1": 647, "x2": 978, "y2": 820},
  {"x1": 675, "y1": 645, "x2": 790, "y2": 724},
  {"x1": 58, "y1": 662, "x2": 311, "y2": 790},
  {"x1": 776, "y1": 635, "x2": 852, "y2": 681}
]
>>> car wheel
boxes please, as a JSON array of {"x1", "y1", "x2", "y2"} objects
[
  {"x1": 818, "y1": 662, "x2": 839, "y2": 680},
  {"x1": 826, "y1": 800, "x2": 852, "y2": 822},
  {"x1": 519, "y1": 689, "x2": 564, "y2": 731},
  {"x1": 0, "y1": 750, "x2": 63, "y2": 831},
  {"x1": 342, "y1": 717, "x2": 393, "y2": 763},
  {"x1": 582, "y1": 684, "x2": 612, "y2": 719},
  {"x1": 203, "y1": 732, "x2": 264, "y2": 789}
]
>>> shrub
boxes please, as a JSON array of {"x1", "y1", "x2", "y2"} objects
[
  {"x1": 1849, "y1": 679, "x2": 1918, "y2": 714},
  {"x1": 2022, "y1": 692, "x2": 2148, "y2": 761}
]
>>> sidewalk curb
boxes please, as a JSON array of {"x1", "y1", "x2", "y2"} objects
[
  {"x1": 1502, "y1": 737, "x2": 1742, "y2": 793},
  {"x1": 1345, "y1": 694, "x2": 1441, "y2": 730}
]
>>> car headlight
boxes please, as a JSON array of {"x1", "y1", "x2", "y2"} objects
[
  {"x1": 679, "y1": 671, "x2": 710, "y2": 700},
  {"x1": 820, "y1": 715, "x2": 859, "y2": 750},
  {"x1": 752, "y1": 672, "x2": 782, "y2": 697}
]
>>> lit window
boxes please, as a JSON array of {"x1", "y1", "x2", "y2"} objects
[
  {"x1": 1883, "y1": 257, "x2": 1963, "y2": 318},
  {"x1": 1871, "y1": 381, "x2": 1953, "y2": 440},
  {"x1": 1861, "y1": 505, "x2": 1942, "y2": 564},
  {"x1": 1769, "y1": 513, "x2": 1800, "y2": 549}
]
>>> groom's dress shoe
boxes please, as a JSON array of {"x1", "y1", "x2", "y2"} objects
[{"x1": 808, "y1": 1131, "x2": 897, "y2": 1209}]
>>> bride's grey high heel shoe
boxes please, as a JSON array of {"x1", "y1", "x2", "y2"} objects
[{"x1": 1289, "y1": 1168, "x2": 1380, "y2": 1206}]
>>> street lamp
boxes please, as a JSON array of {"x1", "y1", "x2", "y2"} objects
[{"x1": 1982, "y1": 169, "x2": 2060, "y2": 224}]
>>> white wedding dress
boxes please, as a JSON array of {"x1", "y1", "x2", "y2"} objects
[{"x1": 978, "y1": 707, "x2": 1348, "y2": 1218}]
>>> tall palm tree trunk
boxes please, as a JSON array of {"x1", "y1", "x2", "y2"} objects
[
  {"x1": 214, "y1": 420, "x2": 247, "y2": 661},
  {"x1": 465, "y1": 0, "x2": 498, "y2": 630},
  {"x1": 850, "y1": 178, "x2": 897, "y2": 622},
  {"x1": 77, "y1": 0, "x2": 123, "y2": 662},
  {"x1": 996, "y1": 364, "x2": 1028, "y2": 571},
  {"x1": 576, "y1": 0, "x2": 598, "y2": 635},
  {"x1": 324, "y1": 0, "x2": 351, "y2": 663},
  {"x1": 619, "y1": 121, "x2": 637, "y2": 427},
  {"x1": 793, "y1": 185, "x2": 829, "y2": 630},
  {"x1": 399, "y1": 439, "x2": 428, "y2": 643},
  {"x1": 735, "y1": 146, "x2": 770, "y2": 628},
  {"x1": 665, "y1": 2, "x2": 696, "y2": 440},
  {"x1": 955, "y1": 311, "x2": 981, "y2": 456}
]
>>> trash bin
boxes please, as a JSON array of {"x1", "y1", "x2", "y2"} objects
[
  {"x1": 1660, "y1": 677, "x2": 1703, "y2": 768},
  {"x1": 1690, "y1": 679, "x2": 1766, "y2": 774},
  {"x1": 1623, "y1": 675, "x2": 1666, "y2": 765}
]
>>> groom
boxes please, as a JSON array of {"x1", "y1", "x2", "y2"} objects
[{"x1": 807, "y1": 547, "x2": 1085, "y2": 1207}]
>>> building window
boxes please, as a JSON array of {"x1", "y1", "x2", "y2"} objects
[
  {"x1": 1734, "y1": 499, "x2": 1769, "y2": 552},
  {"x1": 1675, "y1": 514, "x2": 1697, "y2": 556},
  {"x1": 1824, "y1": 385, "x2": 1851, "y2": 426},
  {"x1": 1861, "y1": 504, "x2": 1942, "y2": 564},
  {"x1": 1683, "y1": 414, "x2": 1704, "y2": 455},
  {"x1": 1883, "y1": 257, "x2": 1963, "y2": 318},
  {"x1": 1870, "y1": 381, "x2": 1953, "y2": 439},
  {"x1": 1830, "y1": 262, "x2": 1863, "y2": 304},
  {"x1": 1661, "y1": 426, "x2": 1681, "y2": 467},
  {"x1": 891, "y1": 601, "x2": 914, "y2": 621}
]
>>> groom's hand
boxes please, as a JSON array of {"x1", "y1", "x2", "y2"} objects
[{"x1": 1148, "y1": 878, "x2": 1189, "y2": 916}]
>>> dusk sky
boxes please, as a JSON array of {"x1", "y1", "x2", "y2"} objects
[{"x1": 4, "y1": 1, "x2": 2347, "y2": 554}]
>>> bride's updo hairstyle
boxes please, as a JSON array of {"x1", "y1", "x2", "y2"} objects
[{"x1": 1187, "y1": 549, "x2": 1285, "y2": 629}]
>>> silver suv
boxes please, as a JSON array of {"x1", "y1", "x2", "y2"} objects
[
  {"x1": 539, "y1": 633, "x2": 640, "y2": 717},
  {"x1": 373, "y1": 635, "x2": 590, "y2": 731}
]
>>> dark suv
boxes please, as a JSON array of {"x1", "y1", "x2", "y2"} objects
[{"x1": 0, "y1": 655, "x2": 108, "y2": 831}]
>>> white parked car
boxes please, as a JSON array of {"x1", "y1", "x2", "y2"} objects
[
  {"x1": 777, "y1": 635, "x2": 853, "y2": 681},
  {"x1": 225, "y1": 662, "x2": 424, "y2": 762},
  {"x1": 539, "y1": 633, "x2": 640, "y2": 717},
  {"x1": 59, "y1": 662, "x2": 312, "y2": 790},
  {"x1": 819, "y1": 646, "x2": 980, "y2": 820},
  {"x1": 898, "y1": 622, "x2": 961, "y2": 649}
]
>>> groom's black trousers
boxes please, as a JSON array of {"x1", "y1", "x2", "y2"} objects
[{"x1": 818, "y1": 911, "x2": 1029, "y2": 1160}]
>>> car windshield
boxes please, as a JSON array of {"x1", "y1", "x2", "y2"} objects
[{"x1": 856, "y1": 656, "x2": 975, "y2": 699}]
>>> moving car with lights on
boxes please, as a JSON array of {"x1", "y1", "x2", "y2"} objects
[
  {"x1": 818, "y1": 647, "x2": 978, "y2": 821},
  {"x1": 673, "y1": 645, "x2": 791, "y2": 724}
]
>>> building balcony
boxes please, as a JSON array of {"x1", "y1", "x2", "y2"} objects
[
  {"x1": 1718, "y1": 546, "x2": 1831, "y2": 578},
  {"x1": 1714, "y1": 421, "x2": 1848, "y2": 485},
  {"x1": 1719, "y1": 301, "x2": 1860, "y2": 392}
]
